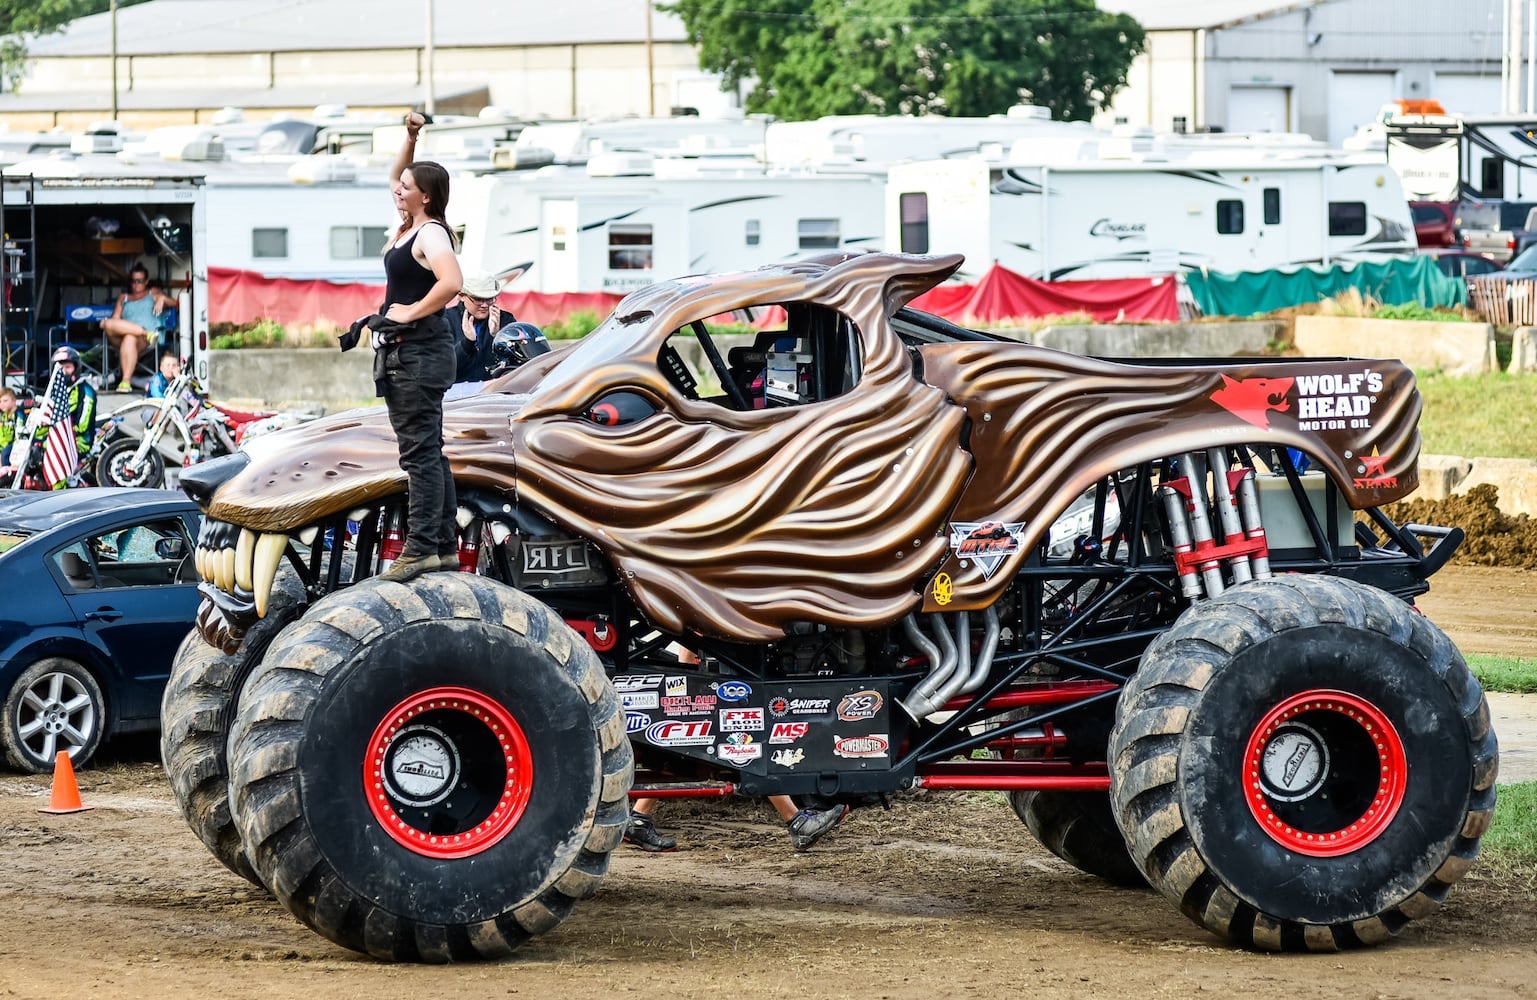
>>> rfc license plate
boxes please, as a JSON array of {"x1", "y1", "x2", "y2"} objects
[{"x1": 513, "y1": 535, "x2": 606, "y2": 587}]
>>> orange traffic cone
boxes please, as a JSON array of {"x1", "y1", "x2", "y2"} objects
[{"x1": 38, "y1": 750, "x2": 93, "y2": 815}]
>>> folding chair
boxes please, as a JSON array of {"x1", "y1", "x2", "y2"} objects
[{"x1": 47, "y1": 303, "x2": 114, "y2": 387}]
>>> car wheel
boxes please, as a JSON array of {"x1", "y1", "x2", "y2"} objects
[
  {"x1": 228, "y1": 573, "x2": 632, "y2": 962},
  {"x1": 1109, "y1": 575, "x2": 1497, "y2": 951},
  {"x1": 2, "y1": 658, "x2": 107, "y2": 773}
]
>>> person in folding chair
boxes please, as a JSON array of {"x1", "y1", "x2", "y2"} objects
[{"x1": 102, "y1": 263, "x2": 178, "y2": 392}]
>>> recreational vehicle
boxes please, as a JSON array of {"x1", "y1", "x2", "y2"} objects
[
  {"x1": 887, "y1": 153, "x2": 1416, "y2": 282},
  {"x1": 0, "y1": 158, "x2": 209, "y2": 389}
]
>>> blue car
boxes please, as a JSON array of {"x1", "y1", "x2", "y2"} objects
[{"x1": 0, "y1": 488, "x2": 202, "y2": 772}]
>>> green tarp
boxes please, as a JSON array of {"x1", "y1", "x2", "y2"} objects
[{"x1": 1184, "y1": 256, "x2": 1467, "y2": 317}]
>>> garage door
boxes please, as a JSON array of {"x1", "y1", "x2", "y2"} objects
[
  {"x1": 1432, "y1": 72, "x2": 1501, "y2": 116},
  {"x1": 1330, "y1": 71, "x2": 1397, "y2": 147},
  {"x1": 1228, "y1": 86, "x2": 1291, "y2": 132}
]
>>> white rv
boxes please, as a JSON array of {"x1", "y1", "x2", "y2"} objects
[
  {"x1": 456, "y1": 160, "x2": 886, "y2": 294},
  {"x1": 886, "y1": 152, "x2": 1416, "y2": 282}
]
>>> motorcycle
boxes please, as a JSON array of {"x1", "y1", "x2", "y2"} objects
[{"x1": 92, "y1": 369, "x2": 309, "y2": 488}]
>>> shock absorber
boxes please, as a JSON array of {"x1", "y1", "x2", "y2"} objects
[
  {"x1": 457, "y1": 515, "x2": 482, "y2": 573},
  {"x1": 379, "y1": 508, "x2": 404, "y2": 569},
  {"x1": 1158, "y1": 471, "x2": 1205, "y2": 600},
  {"x1": 1234, "y1": 464, "x2": 1273, "y2": 579},
  {"x1": 1206, "y1": 448, "x2": 1253, "y2": 585}
]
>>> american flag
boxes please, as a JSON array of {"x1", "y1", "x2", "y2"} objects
[{"x1": 40, "y1": 372, "x2": 78, "y2": 489}]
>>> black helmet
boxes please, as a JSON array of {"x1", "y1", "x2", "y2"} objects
[{"x1": 490, "y1": 322, "x2": 550, "y2": 373}]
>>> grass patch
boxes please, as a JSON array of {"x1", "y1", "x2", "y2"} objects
[
  {"x1": 1480, "y1": 781, "x2": 1537, "y2": 883},
  {"x1": 1468, "y1": 652, "x2": 1537, "y2": 693},
  {"x1": 1416, "y1": 372, "x2": 1537, "y2": 458}
]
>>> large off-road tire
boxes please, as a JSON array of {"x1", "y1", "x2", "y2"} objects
[
  {"x1": 96, "y1": 436, "x2": 165, "y2": 489},
  {"x1": 1109, "y1": 575, "x2": 1498, "y2": 951},
  {"x1": 227, "y1": 573, "x2": 632, "y2": 962},
  {"x1": 1009, "y1": 789, "x2": 1146, "y2": 887},
  {"x1": 160, "y1": 570, "x2": 307, "y2": 885},
  {"x1": 2, "y1": 658, "x2": 106, "y2": 772}
]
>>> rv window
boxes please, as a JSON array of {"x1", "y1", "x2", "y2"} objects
[
  {"x1": 1480, "y1": 157, "x2": 1504, "y2": 199},
  {"x1": 746, "y1": 219, "x2": 760, "y2": 247},
  {"x1": 1216, "y1": 200, "x2": 1244, "y2": 235},
  {"x1": 1263, "y1": 188, "x2": 1281, "y2": 225},
  {"x1": 899, "y1": 193, "x2": 930, "y2": 254},
  {"x1": 608, "y1": 224, "x2": 653, "y2": 270},
  {"x1": 330, "y1": 226, "x2": 390, "y2": 259},
  {"x1": 798, "y1": 218, "x2": 840, "y2": 250},
  {"x1": 1328, "y1": 202, "x2": 1368, "y2": 236},
  {"x1": 252, "y1": 228, "x2": 288, "y2": 259}
]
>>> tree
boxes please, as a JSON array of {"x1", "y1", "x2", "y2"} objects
[
  {"x1": 1, "y1": 0, "x2": 151, "y2": 93},
  {"x1": 659, "y1": 0, "x2": 1144, "y2": 122}
]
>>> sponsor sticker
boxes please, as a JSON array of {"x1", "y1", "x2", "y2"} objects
[
  {"x1": 624, "y1": 712, "x2": 651, "y2": 734},
  {"x1": 716, "y1": 680, "x2": 753, "y2": 702},
  {"x1": 1351, "y1": 450, "x2": 1397, "y2": 489},
  {"x1": 837, "y1": 689, "x2": 883, "y2": 722},
  {"x1": 661, "y1": 694, "x2": 717, "y2": 716},
  {"x1": 719, "y1": 707, "x2": 765, "y2": 732},
  {"x1": 932, "y1": 571, "x2": 953, "y2": 605},
  {"x1": 645, "y1": 720, "x2": 713, "y2": 747},
  {"x1": 948, "y1": 521, "x2": 1025, "y2": 579},
  {"x1": 1210, "y1": 375, "x2": 1296, "y2": 431},
  {"x1": 613, "y1": 674, "x2": 664, "y2": 692},
  {"x1": 717, "y1": 732, "x2": 763, "y2": 765},
  {"x1": 621, "y1": 691, "x2": 659, "y2": 710},
  {"x1": 768, "y1": 696, "x2": 833, "y2": 719},
  {"x1": 769, "y1": 722, "x2": 808, "y2": 745},
  {"x1": 833, "y1": 733, "x2": 889, "y2": 759},
  {"x1": 665, "y1": 675, "x2": 688, "y2": 697},
  {"x1": 771, "y1": 747, "x2": 805, "y2": 768}
]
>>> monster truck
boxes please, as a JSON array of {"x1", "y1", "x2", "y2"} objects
[{"x1": 162, "y1": 251, "x2": 1495, "y2": 962}]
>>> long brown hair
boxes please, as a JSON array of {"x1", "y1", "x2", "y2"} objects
[{"x1": 389, "y1": 160, "x2": 459, "y2": 251}]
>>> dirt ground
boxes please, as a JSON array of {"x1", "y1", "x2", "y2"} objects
[{"x1": 1, "y1": 564, "x2": 1535, "y2": 1000}]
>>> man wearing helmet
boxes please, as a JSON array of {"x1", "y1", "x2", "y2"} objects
[{"x1": 40, "y1": 346, "x2": 97, "y2": 462}]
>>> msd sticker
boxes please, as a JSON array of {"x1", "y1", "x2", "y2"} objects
[
  {"x1": 948, "y1": 521, "x2": 1025, "y2": 579},
  {"x1": 769, "y1": 722, "x2": 808, "y2": 744}
]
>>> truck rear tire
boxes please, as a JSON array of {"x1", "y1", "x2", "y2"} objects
[
  {"x1": 227, "y1": 573, "x2": 631, "y2": 962},
  {"x1": 1109, "y1": 575, "x2": 1497, "y2": 951},
  {"x1": 1009, "y1": 789, "x2": 1146, "y2": 887},
  {"x1": 160, "y1": 570, "x2": 306, "y2": 885}
]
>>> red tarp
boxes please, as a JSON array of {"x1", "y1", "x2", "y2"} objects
[
  {"x1": 909, "y1": 265, "x2": 1178, "y2": 324},
  {"x1": 210, "y1": 263, "x2": 1178, "y2": 329}
]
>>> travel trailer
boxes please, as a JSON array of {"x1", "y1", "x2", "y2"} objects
[
  {"x1": 455, "y1": 160, "x2": 887, "y2": 294},
  {"x1": 886, "y1": 152, "x2": 1416, "y2": 282}
]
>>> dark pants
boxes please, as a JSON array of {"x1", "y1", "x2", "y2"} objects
[{"x1": 382, "y1": 330, "x2": 457, "y2": 557}]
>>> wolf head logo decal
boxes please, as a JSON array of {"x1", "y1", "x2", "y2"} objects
[{"x1": 1210, "y1": 375, "x2": 1295, "y2": 430}]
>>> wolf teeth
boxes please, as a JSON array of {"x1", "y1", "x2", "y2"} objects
[
  {"x1": 234, "y1": 529, "x2": 255, "y2": 592},
  {"x1": 252, "y1": 532, "x2": 288, "y2": 618}
]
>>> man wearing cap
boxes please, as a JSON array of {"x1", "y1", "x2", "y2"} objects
[{"x1": 446, "y1": 271, "x2": 512, "y2": 383}]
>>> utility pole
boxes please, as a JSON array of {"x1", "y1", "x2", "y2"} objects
[
  {"x1": 424, "y1": 0, "x2": 436, "y2": 116},
  {"x1": 110, "y1": 0, "x2": 119, "y2": 122}
]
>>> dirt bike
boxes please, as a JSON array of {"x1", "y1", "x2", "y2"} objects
[
  {"x1": 165, "y1": 252, "x2": 1492, "y2": 962},
  {"x1": 93, "y1": 370, "x2": 305, "y2": 488}
]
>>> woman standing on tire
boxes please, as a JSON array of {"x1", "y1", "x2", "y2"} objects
[{"x1": 375, "y1": 112, "x2": 463, "y2": 582}]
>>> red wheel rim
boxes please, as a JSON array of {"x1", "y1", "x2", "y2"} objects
[
  {"x1": 364, "y1": 686, "x2": 534, "y2": 859},
  {"x1": 1243, "y1": 689, "x2": 1407, "y2": 857}
]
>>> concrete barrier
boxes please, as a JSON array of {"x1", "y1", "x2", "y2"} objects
[
  {"x1": 1457, "y1": 457, "x2": 1537, "y2": 517},
  {"x1": 1416, "y1": 454, "x2": 1474, "y2": 500},
  {"x1": 1511, "y1": 326, "x2": 1537, "y2": 374},
  {"x1": 1293, "y1": 316, "x2": 1494, "y2": 376},
  {"x1": 1017, "y1": 320, "x2": 1281, "y2": 358},
  {"x1": 210, "y1": 346, "x2": 376, "y2": 411}
]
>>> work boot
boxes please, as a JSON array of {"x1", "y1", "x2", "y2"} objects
[
  {"x1": 786, "y1": 804, "x2": 849, "y2": 851},
  {"x1": 437, "y1": 551, "x2": 464, "y2": 572},
  {"x1": 623, "y1": 812, "x2": 677, "y2": 853},
  {"x1": 378, "y1": 549, "x2": 441, "y2": 583}
]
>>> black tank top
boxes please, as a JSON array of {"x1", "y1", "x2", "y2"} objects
[{"x1": 383, "y1": 221, "x2": 448, "y2": 309}]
